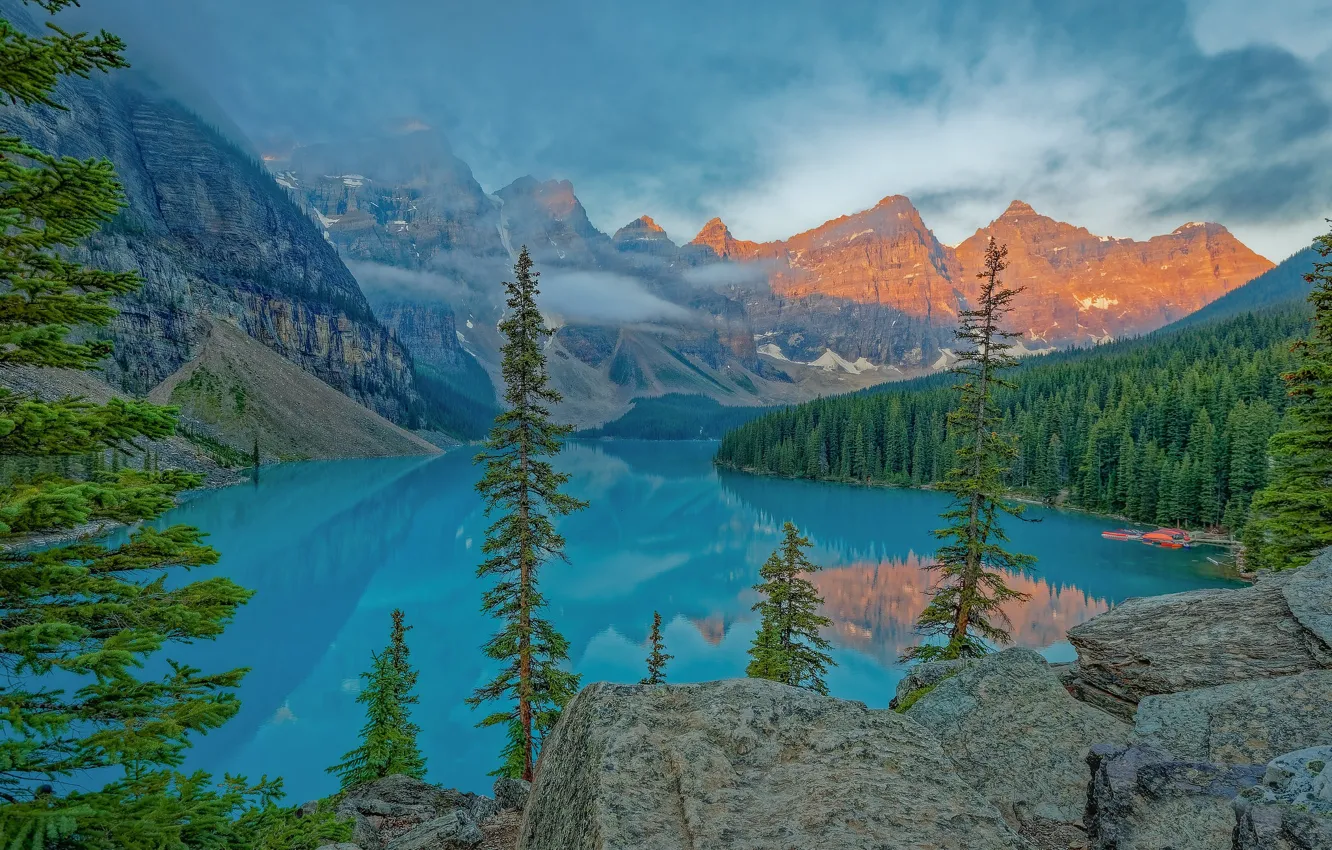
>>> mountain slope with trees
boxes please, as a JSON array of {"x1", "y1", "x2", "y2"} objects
[{"x1": 716, "y1": 298, "x2": 1310, "y2": 535}]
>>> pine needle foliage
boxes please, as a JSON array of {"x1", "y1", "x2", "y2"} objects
[
  {"x1": 328, "y1": 609, "x2": 426, "y2": 789},
  {"x1": 0, "y1": 4, "x2": 265, "y2": 846},
  {"x1": 903, "y1": 239, "x2": 1036, "y2": 662},
  {"x1": 745, "y1": 522, "x2": 835, "y2": 694},
  {"x1": 640, "y1": 611, "x2": 671, "y2": 685},
  {"x1": 1245, "y1": 224, "x2": 1332, "y2": 570},
  {"x1": 470, "y1": 247, "x2": 587, "y2": 781}
]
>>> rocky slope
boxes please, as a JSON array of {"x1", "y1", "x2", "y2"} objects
[
  {"x1": 0, "y1": 0, "x2": 459, "y2": 450},
  {"x1": 148, "y1": 321, "x2": 441, "y2": 461},
  {"x1": 510, "y1": 551, "x2": 1332, "y2": 850},
  {"x1": 689, "y1": 197, "x2": 1274, "y2": 351}
]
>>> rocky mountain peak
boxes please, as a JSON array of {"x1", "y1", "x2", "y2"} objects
[
  {"x1": 689, "y1": 216, "x2": 758, "y2": 259},
  {"x1": 1001, "y1": 199, "x2": 1037, "y2": 217},
  {"x1": 614, "y1": 215, "x2": 672, "y2": 245}
]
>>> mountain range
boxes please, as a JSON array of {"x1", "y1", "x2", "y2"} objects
[
  {"x1": 270, "y1": 127, "x2": 1273, "y2": 426},
  {"x1": 0, "y1": 0, "x2": 1281, "y2": 453}
]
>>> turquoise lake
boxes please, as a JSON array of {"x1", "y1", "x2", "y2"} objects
[{"x1": 146, "y1": 440, "x2": 1240, "y2": 802}]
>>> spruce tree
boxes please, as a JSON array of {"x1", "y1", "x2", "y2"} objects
[
  {"x1": 745, "y1": 522, "x2": 836, "y2": 694},
  {"x1": 640, "y1": 610, "x2": 672, "y2": 685},
  {"x1": 902, "y1": 239, "x2": 1035, "y2": 662},
  {"x1": 469, "y1": 247, "x2": 587, "y2": 781},
  {"x1": 1246, "y1": 225, "x2": 1332, "y2": 570},
  {"x1": 328, "y1": 609, "x2": 425, "y2": 789},
  {"x1": 0, "y1": 4, "x2": 264, "y2": 845}
]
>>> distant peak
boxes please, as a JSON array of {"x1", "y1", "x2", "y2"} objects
[
  {"x1": 695, "y1": 217, "x2": 732, "y2": 238},
  {"x1": 614, "y1": 215, "x2": 671, "y2": 242},
  {"x1": 1003, "y1": 199, "x2": 1036, "y2": 216},
  {"x1": 874, "y1": 194, "x2": 914, "y2": 209}
]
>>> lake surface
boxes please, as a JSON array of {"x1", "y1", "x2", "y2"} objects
[{"x1": 146, "y1": 440, "x2": 1240, "y2": 802}]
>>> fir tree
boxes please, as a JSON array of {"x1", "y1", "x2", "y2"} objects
[
  {"x1": 640, "y1": 611, "x2": 672, "y2": 685},
  {"x1": 1246, "y1": 225, "x2": 1332, "y2": 569},
  {"x1": 745, "y1": 522, "x2": 836, "y2": 694},
  {"x1": 902, "y1": 239, "x2": 1035, "y2": 662},
  {"x1": 469, "y1": 247, "x2": 587, "y2": 780},
  {"x1": 0, "y1": 5, "x2": 266, "y2": 845},
  {"x1": 328, "y1": 609, "x2": 425, "y2": 789}
]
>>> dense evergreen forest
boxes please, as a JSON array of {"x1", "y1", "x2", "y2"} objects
[{"x1": 716, "y1": 305, "x2": 1311, "y2": 534}]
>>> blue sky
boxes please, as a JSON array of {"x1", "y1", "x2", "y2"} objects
[{"x1": 65, "y1": 0, "x2": 1332, "y2": 259}]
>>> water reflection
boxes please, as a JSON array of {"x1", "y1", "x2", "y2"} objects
[{"x1": 145, "y1": 440, "x2": 1237, "y2": 800}]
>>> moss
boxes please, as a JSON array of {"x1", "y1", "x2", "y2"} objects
[
  {"x1": 893, "y1": 681, "x2": 939, "y2": 714},
  {"x1": 1309, "y1": 759, "x2": 1326, "y2": 775}
]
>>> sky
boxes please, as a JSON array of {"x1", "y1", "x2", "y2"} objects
[{"x1": 62, "y1": 0, "x2": 1332, "y2": 261}]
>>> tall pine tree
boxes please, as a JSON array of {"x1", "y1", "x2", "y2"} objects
[
  {"x1": 328, "y1": 609, "x2": 425, "y2": 789},
  {"x1": 902, "y1": 239, "x2": 1035, "y2": 662},
  {"x1": 0, "y1": 4, "x2": 270, "y2": 845},
  {"x1": 640, "y1": 611, "x2": 672, "y2": 685},
  {"x1": 470, "y1": 247, "x2": 587, "y2": 781},
  {"x1": 746, "y1": 522, "x2": 836, "y2": 694},
  {"x1": 1246, "y1": 224, "x2": 1332, "y2": 570}
]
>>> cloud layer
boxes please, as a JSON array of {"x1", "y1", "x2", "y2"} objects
[{"x1": 62, "y1": 0, "x2": 1332, "y2": 261}]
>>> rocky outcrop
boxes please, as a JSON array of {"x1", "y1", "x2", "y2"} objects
[
  {"x1": 1134, "y1": 671, "x2": 1332, "y2": 764},
  {"x1": 1233, "y1": 746, "x2": 1332, "y2": 850},
  {"x1": 889, "y1": 657, "x2": 974, "y2": 709},
  {"x1": 324, "y1": 774, "x2": 526, "y2": 850},
  {"x1": 953, "y1": 202, "x2": 1273, "y2": 345},
  {"x1": 519, "y1": 678, "x2": 1027, "y2": 850},
  {"x1": 905, "y1": 648, "x2": 1131, "y2": 834},
  {"x1": 0, "y1": 0, "x2": 433, "y2": 431},
  {"x1": 1085, "y1": 743, "x2": 1264, "y2": 850},
  {"x1": 1064, "y1": 554, "x2": 1332, "y2": 719}
]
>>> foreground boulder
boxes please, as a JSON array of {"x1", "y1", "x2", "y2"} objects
[
  {"x1": 1134, "y1": 670, "x2": 1332, "y2": 764},
  {"x1": 333, "y1": 774, "x2": 486, "y2": 850},
  {"x1": 1066, "y1": 553, "x2": 1332, "y2": 720},
  {"x1": 519, "y1": 679, "x2": 1027, "y2": 849},
  {"x1": 1233, "y1": 746, "x2": 1332, "y2": 850},
  {"x1": 1085, "y1": 744, "x2": 1263, "y2": 850},
  {"x1": 905, "y1": 648, "x2": 1131, "y2": 837},
  {"x1": 888, "y1": 658, "x2": 974, "y2": 709}
]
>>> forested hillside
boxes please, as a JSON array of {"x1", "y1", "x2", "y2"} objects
[{"x1": 716, "y1": 306, "x2": 1309, "y2": 533}]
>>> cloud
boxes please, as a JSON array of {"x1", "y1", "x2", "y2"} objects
[
  {"x1": 539, "y1": 271, "x2": 693, "y2": 325},
  {"x1": 346, "y1": 261, "x2": 473, "y2": 304},
  {"x1": 57, "y1": 0, "x2": 1332, "y2": 262},
  {"x1": 681, "y1": 260, "x2": 775, "y2": 291}
]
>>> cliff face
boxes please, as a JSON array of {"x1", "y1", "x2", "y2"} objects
[
  {"x1": 953, "y1": 201, "x2": 1275, "y2": 344},
  {"x1": 0, "y1": 22, "x2": 425, "y2": 426},
  {"x1": 689, "y1": 197, "x2": 1273, "y2": 348}
]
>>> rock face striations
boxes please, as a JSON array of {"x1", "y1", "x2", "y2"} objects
[{"x1": 0, "y1": 61, "x2": 425, "y2": 428}]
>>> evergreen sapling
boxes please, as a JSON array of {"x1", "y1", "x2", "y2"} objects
[{"x1": 745, "y1": 522, "x2": 836, "y2": 694}]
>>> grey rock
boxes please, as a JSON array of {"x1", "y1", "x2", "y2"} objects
[
  {"x1": 1282, "y1": 553, "x2": 1332, "y2": 666},
  {"x1": 492, "y1": 777, "x2": 530, "y2": 812},
  {"x1": 1066, "y1": 559, "x2": 1331, "y2": 720},
  {"x1": 315, "y1": 845, "x2": 362, "y2": 850},
  {"x1": 298, "y1": 799, "x2": 321, "y2": 817},
  {"x1": 462, "y1": 792, "x2": 500, "y2": 824},
  {"x1": 889, "y1": 658, "x2": 975, "y2": 709},
  {"x1": 519, "y1": 678, "x2": 1028, "y2": 850},
  {"x1": 1085, "y1": 743, "x2": 1263, "y2": 850},
  {"x1": 1135, "y1": 671, "x2": 1332, "y2": 764},
  {"x1": 382, "y1": 811, "x2": 482, "y2": 850},
  {"x1": 336, "y1": 775, "x2": 470, "y2": 850},
  {"x1": 1233, "y1": 746, "x2": 1332, "y2": 850},
  {"x1": 0, "y1": 0, "x2": 427, "y2": 425},
  {"x1": 905, "y1": 648, "x2": 1131, "y2": 830}
]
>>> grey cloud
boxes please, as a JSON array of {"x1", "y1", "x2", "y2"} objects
[{"x1": 539, "y1": 271, "x2": 693, "y2": 325}]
